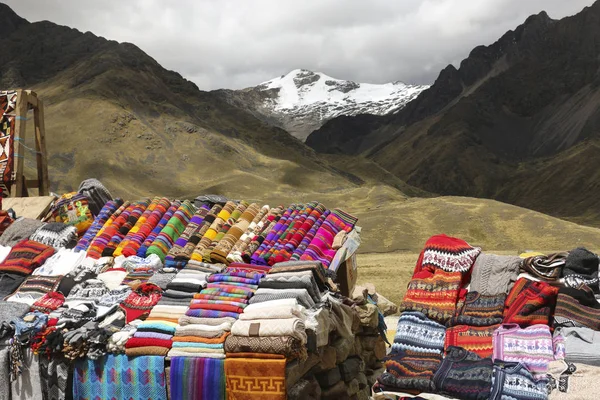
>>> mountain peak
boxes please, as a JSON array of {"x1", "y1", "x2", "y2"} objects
[
  {"x1": 0, "y1": 3, "x2": 28, "y2": 37},
  {"x1": 231, "y1": 70, "x2": 428, "y2": 141}
]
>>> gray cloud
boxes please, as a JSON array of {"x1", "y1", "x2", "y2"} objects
[{"x1": 3, "y1": 0, "x2": 595, "y2": 89}]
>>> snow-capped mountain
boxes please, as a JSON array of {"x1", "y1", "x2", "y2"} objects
[{"x1": 215, "y1": 69, "x2": 428, "y2": 141}]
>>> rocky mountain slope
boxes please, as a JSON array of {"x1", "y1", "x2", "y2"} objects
[
  {"x1": 215, "y1": 69, "x2": 427, "y2": 141},
  {"x1": 307, "y1": 1, "x2": 600, "y2": 224}
]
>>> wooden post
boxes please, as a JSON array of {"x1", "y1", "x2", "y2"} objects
[
  {"x1": 33, "y1": 96, "x2": 49, "y2": 196},
  {"x1": 11, "y1": 89, "x2": 28, "y2": 198}
]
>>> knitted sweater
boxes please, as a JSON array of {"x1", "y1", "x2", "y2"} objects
[
  {"x1": 470, "y1": 254, "x2": 521, "y2": 295},
  {"x1": 0, "y1": 239, "x2": 55, "y2": 275},
  {"x1": 489, "y1": 361, "x2": 548, "y2": 400},
  {"x1": 447, "y1": 291, "x2": 505, "y2": 327},
  {"x1": 503, "y1": 277, "x2": 558, "y2": 327},
  {"x1": 493, "y1": 323, "x2": 554, "y2": 378},
  {"x1": 390, "y1": 311, "x2": 446, "y2": 356},
  {"x1": 432, "y1": 346, "x2": 493, "y2": 400},
  {"x1": 400, "y1": 269, "x2": 464, "y2": 324},
  {"x1": 445, "y1": 324, "x2": 498, "y2": 358}
]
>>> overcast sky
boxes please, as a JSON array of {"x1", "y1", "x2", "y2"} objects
[{"x1": 4, "y1": 0, "x2": 595, "y2": 90}]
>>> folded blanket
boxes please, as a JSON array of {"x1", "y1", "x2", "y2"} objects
[
  {"x1": 125, "y1": 337, "x2": 173, "y2": 349},
  {"x1": 188, "y1": 303, "x2": 245, "y2": 314},
  {"x1": 239, "y1": 304, "x2": 305, "y2": 320},
  {"x1": 134, "y1": 331, "x2": 173, "y2": 341},
  {"x1": 231, "y1": 317, "x2": 307, "y2": 344},
  {"x1": 178, "y1": 316, "x2": 236, "y2": 327},
  {"x1": 175, "y1": 325, "x2": 232, "y2": 338},
  {"x1": 190, "y1": 299, "x2": 248, "y2": 308},
  {"x1": 185, "y1": 260, "x2": 225, "y2": 274},
  {"x1": 259, "y1": 271, "x2": 321, "y2": 303},
  {"x1": 224, "y1": 335, "x2": 307, "y2": 360},
  {"x1": 167, "y1": 350, "x2": 225, "y2": 358},
  {"x1": 250, "y1": 288, "x2": 315, "y2": 309},
  {"x1": 172, "y1": 332, "x2": 230, "y2": 344},
  {"x1": 125, "y1": 346, "x2": 170, "y2": 357},
  {"x1": 270, "y1": 260, "x2": 327, "y2": 291},
  {"x1": 169, "y1": 357, "x2": 225, "y2": 400},
  {"x1": 207, "y1": 274, "x2": 259, "y2": 285},
  {"x1": 176, "y1": 321, "x2": 232, "y2": 333},
  {"x1": 186, "y1": 309, "x2": 240, "y2": 318},
  {"x1": 172, "y1": 342, "x2": 223, "y2": 349}
]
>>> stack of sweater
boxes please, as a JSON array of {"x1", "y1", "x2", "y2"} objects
[{"x1": 168, "y1": 264, "x2": 264, "y2": 358}]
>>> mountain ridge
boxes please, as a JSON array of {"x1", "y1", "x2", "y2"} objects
[{"x1": 306, "y1": 1, "x2": 600, "y2": 225}]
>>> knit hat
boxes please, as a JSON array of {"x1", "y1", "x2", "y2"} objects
[
  {"x1": 77, "y1": 178, "x2": 113, "y2": 216},
  {"x1": 563, "y1": 248, "x2": 599, "y2": 292},
  {"x1": 65, "y1": 279, "x2": 110, "y2": 307},
  {"x1": 119, "y1": 283, "x2": 162, "y2": 323},
  {"x1": 96, "y1": 285, "x2": 132, "y2": 317}
]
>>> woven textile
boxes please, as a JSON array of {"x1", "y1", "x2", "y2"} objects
[
  {"x1": 8, "y1": 275, "x2": 62, "y2": 300},
  {"x1": 259, "y1": 271, "x2": 321, "y2": 303},
  {"x1": 274, "y1": 203, "x2": 325, "y2": 264},
  {"x1": 86, "y1": 201, "x2": 132, "y2": 259},
  {"x1": 400, "y1": 269, "x2": 463, "y2": 324},
  {"x1": 493, "y1": 323, "x2": 554, "y2": 377},
  {"x1": 137, "y1": 200, "x2": 180, "y2": 257},
  {"x1": 227, "y1": 205, "x2": 271, "y2": 263},
  {"x1": 432, "y1": 346, "x2": 493, "y2": 400},
  {"x1": 299, "y1": 208, "x2": 357, "y2": 268},
  {"x1": 503, "y1": 277, "x2": 559, "y2": 327},
  {"x1": 291, "y1": 209, "x2": 327, "y2": 261},
  {"x1": 170, "y1": 357, "x2": 225, "y2": 400},
  {"x1": 44, "y1": 192, "x2": 95, "y2": 237},
  {"x1": 413, "y1": 234, "x2": 481, "y2": 278},
  {"x1": 202, "y1": 201, "x2": 248, "y2": 262},
  {"x1": 113, "y1": 197, "x2": 163, "y2": 257},
  {"x1": 146, "y1": 200, "x2": 195, "y2": 262},
  {"x1": 75, "y1": 199, "x2": 124, "y2": 252},
  {"x1": 224, "y1": 335, "x2": 306, "y2": 360},
  {"x1": 390, "y1": 311, "x2": 446, "y2": 356},
  {"x1": 0, "y1": 239, "x2": 55, "y2": 275},
  {"x1": 192, "y1": 201, "x2": 236, "y2": 261},
  {"x1": 167, "y1": 204, "x2": 210, "y2": 260},
  {"x1": 243, "y1": 207, "x2": 284, "y2": 263},
  {"x1": 119, "y1": 197, "x2": 170, "y2": 257},
  {"x1": 444, "y1": 324, "x2": 498, "y2": 358},
  {"x1": 0, "y1": 91, "x2": 17, "y2": 194},
  {"x1": 31, "y1": 291, "x2": 65, "y2": 313},
  {"x1": 553, "y1": 285, "x2": 600, "y2": 330},
  {"x1": 73, "y1": 354, "x2": 167, "y2": 400},
  {"x1": 447, "y1": 291, "x2": 505, "y2": 327},
  {"x1": 211, "y1": 203, "x2": 260, "y2": 264},
  {"x1": 230, "y1": 317, "x2": 307, "y2": 344},
  {"x1": 101, "y1": 199, "x2": 150, "y2": 257},
  {"x1": 225, "y1": 356, "x2": 286, "y2": 400},
  {"x1": 270, "y1": 260, "x2": 328, "y2": 291}
]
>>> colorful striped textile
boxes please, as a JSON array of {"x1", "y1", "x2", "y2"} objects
[
  {"x1": 73, "y1": 354, "x2": 167, "y2": 400},
  {"x1": 75, "y1": 199, "x2": 124, "y2": 252},
  {"x1": 146, "y1": 200, "x2": 195, "y2": 262},
  {"x1": 242, "y1": 207, "x2": 284, "y2": 263},
  {"x1": 180, "y1": 204, "x2": 222, "y2": 261},
  {"x1": 226, "y1": 205, "x2": 271, "y2": 263},
  {"x1": 299, "y1": 208, "x2": 357, "y2": 268},
  {"x1": 260, "y1": 204, "x2": 306, "y2": 265},
  {"x1": 101, "y1": 199, "x2": 150, "y2": 257},
  {"x1": 118, "y1": 197, "x2": 171, "y2": 257},
  {"x1": 137, "y1": 200, "x2": 181, "y2": 257},
  {"x1": 210, "y1": 203, "x2": 260, "y2": 264},
  {"x1": 192, "y1": 202, "x2": 236, "y2": 262},
  {"x1": 251, "y1": 205, "x2": 296, "y2": 265},
  {"x1": 114, "y1": 197, "x2": 163, "y2": 257},
  {"x1": 553, "y1": 285, "x2": 600, "y2": 330},
  {"x1": 166, "y1": 204, "x2": 210, "y2": 262},
  {"x1": 170, "y1": 357, "x2": 225, "y2": 400},
  {"x1": 274, "y1": 202, "x2": 325, "y2": 264},
  {"x1": 291, "y1": 210, "x2": 328, "y2": 260},
  {"x1": 0, "y1": 239, "x2": 55, "y2": 275},
  {"x1": 86, "y1": 201, "x2": 133, "y2": 259},
  {"x1": 202, "y1": 201, "x2": 249, "y2": 262}
]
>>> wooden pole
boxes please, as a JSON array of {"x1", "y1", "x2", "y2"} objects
[
  {"x1": 11, "y1": 89, "x2": 28, "y2": 197},
  {"x1": 33, "y1": 97, "x2": 49, "y2": 195}
]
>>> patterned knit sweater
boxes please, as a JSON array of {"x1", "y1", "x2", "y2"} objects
[
  {"x1": 400, "y1": 269, "x2": 464, "y2": 324},
  {"x1": 432, "y1": 346, "x2": 493, "y2": 400},
  {"x1": 391, "y1": 311, "x2": 446, "y2": 356},
  {"x1": 447, "y1": 291, "x2": 505, "y2": 327},
  {"x1": 503, "y1": 277, "x2": 559, "y2": 327},
  {"x1": 0, "y1": 239, "x2": 55, "y2": 275}
]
